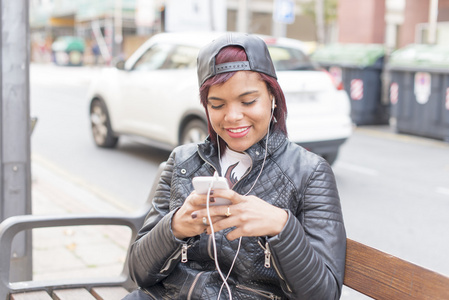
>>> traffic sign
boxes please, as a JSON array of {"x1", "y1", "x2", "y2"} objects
[{"x1": 273, "y1": 0, "x2": 295, "y2": 24}]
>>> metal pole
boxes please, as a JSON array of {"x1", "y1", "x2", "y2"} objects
[
  {"x1": 237, "y1": 0, "x2": 249, "y2": 32},
  {"x1": 428, "y1": 0, "x2": 439, "y2": 44},
  {"x1": 272, "y1": 20, "x2": 287, "y2": 37},
  {"x1": 315, "y1": 0, "x2": 325, "y2": 44},
  {"x1": 114, "y1": 0, "x2": 123, "y2": 58},
  {"x1": 0, "y1": 0, "x2": 2, "y2": 229},
  {"x1": 0, "y1": 0, "x2": 32, "y2": 281},
  {"x1": 209, "y1": 0, "x2": 215, "y2": 31}
]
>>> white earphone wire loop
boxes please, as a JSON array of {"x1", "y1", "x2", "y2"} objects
[{"x1": 206, "y1": 185, "x2": 232, "y2": 299}]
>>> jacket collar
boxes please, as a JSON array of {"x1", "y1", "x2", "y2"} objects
[
  {"x1": 197, "y1": 129, "x2": 286, "y2": 169},
  {"x1": 246, "y1": 129, "x2": 286, "y2": 160}
]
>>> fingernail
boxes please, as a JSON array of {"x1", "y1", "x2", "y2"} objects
[
  {"x1": 210, "y1": 191, "x2": 214, "y2": 195},
  {"x1": 191, "y1": 212, "x2": 197, "y2": 219},
  {"x1": 210, "y1": 197, "x2": 215, "y2": 202}
]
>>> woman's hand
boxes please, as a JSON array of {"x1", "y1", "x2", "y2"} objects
[
  {"x1": 190, "y1": 189, "x2": 288, "y2": 241},
  {"x1": 171, "y1": 191, "x2": 227, "y2": 239}
]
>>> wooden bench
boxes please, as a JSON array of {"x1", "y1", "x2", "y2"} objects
[
  {"x1": 1, "y1": 162, "x2": 449, "y2": 299},
  {"x1": 344, "y1": 239, "x2": 449, "y2": 299}
]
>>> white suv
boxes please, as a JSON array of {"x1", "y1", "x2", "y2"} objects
[{"x1": 88, "y1": 32, "x2": 352, "y2": 164}]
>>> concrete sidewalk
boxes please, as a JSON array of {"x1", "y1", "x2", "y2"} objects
[{"x1": 31, "y1": 156, "x2": 131, "y2": 281}]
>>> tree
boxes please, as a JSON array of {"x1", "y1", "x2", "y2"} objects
[{"x1": 301, "y1": 0, "x2": 338, "y2": 43}]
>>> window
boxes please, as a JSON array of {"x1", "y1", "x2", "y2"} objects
[
  {"x1": 133, "y1": 43, "x2": 173, "y2": 71},
  {"x1": 163, "y1": 45, "x2": 199, "y2": 70},
  {"x1": 268, "y1": 46, "x2": 315, "y2": 71}
]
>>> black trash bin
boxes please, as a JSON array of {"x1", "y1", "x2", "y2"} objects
[
  {"x1": 387, "y1": 44, "x2": 449, "y2": 142},
  {"x1": 311, "y1": 43, "x2": 389, "y2": 125}
]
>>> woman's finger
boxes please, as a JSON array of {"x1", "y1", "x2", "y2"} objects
[
  {"x1": 208, "y1": 189, "x2": 243, "y2": 205},
  {"x1": 189, "y1": 190, "x2": 220, "y2": 207}
]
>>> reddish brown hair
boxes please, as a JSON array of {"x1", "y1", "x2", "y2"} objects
[{"x1": 199, "y1": 46, "x2": 288, "y2": 150}]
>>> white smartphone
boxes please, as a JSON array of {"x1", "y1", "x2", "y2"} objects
[{"x1": 192, "y1": 176, "x2": 231, "y2": 206}]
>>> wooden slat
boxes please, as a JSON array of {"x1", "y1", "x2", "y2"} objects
[
  {"x1": 52, "y1": 288, "x2": 97, "y2": 300},
  {"x1": 91, "y1": 287, "x2": 130, "y2": 300},
  {"x1": 10, "y1": 291, "x2": 52, "y2": 300},
  {"x1": 344, "y1": 238, "x2": 449, "y2": 300}
]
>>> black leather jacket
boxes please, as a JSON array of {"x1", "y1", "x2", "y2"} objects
[{"x1": 128, "y1": 130, "x2": 346, "y2": 299}]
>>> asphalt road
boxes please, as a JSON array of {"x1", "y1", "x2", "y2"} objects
[
  {"x1": 30, "y1": 63, "x2": 449, "y2": 287},
  {"x1": 332, "y1": 125, "x2": 449, "y2": 276}
]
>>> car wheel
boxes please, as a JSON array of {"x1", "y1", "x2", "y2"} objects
[
  {"x1": 323, "y1": 151, "x2": 339, "y2": 165},
  {"x1": 90, "y1": 99, "x2": 119, "y2": 148},
  {"x1": 181, "y1": 119, "x2": 208, "y2": 145}
]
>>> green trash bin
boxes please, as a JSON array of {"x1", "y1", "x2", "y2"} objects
[
  {"x1": 311, "y1": 43, "x2": 389, "y2": 125},
  {"x1": 387, "y1": 44, "x2": 449, "y2": 142},
  {"x1": 51, "y1": 36, "x2": 85, "y2": 66}
]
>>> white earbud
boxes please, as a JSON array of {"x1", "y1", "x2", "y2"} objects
[{"x1": 271, "y1": 98, "x2": 275, "y2": 111}]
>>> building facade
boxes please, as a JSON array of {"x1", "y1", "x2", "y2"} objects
[
  {"x1": 337, "y1": 0, "x2": 449, "y2": 48},
  {"x1": 29, "y1": 0, "x2": 449, "y2": 64},
  {"x1": 29, "y1": 0, "x2": 322, "y2": 63}
]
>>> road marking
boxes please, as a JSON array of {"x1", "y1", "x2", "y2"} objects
[
  {"x1": 436, "y1": 187, "x2": 449, "y2": 196},
  {"x1": 336, "y1": 162, "x2": 379, "y2": 176}
]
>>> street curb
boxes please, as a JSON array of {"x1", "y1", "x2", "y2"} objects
[{"x1": 354, "y1": 125, "x2": 449, "y2": 149}]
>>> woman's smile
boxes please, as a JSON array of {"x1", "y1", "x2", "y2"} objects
[{"x1": 226, "y1": 126, "x2": 251, "y2": 138}]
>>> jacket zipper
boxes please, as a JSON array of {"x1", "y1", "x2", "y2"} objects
[
  {"x1": 236, "y1": 284, "x2": 281, "y2": 300},
  {"x1": 160, "y1": 244, "x2": 183, "y2": 273},
  {"x1": 181, "y1": 243, "x2": 189, "y2": 263},
  {"x1": 258, "y1": 240, "x2": 293, "y2": 293},
  {"x1": 161, "y1": 241, "x2": 192, "y2": 273},
  {"x1": 187, "y1": 271, "x2": 205, "y2": 300}
]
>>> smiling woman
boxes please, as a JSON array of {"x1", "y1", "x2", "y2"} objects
[
  {"x1": 124, "y1": 33, "x2": 347, "y2": 300},
  {"x1": 199, "y1": 44, "x2": 287, "y2": 154}
]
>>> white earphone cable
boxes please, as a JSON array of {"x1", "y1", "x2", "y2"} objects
[
  {"x1": 206, "y1": 185, "x2": 233, "y2": 299},
  {"x1": 209, "y1": 98, "x2": 275, "y2": 299},
  {"x1": 244, "y1": 99, "x2": 274, "y2": 196}
]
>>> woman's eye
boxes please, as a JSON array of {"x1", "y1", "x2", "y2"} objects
[
  {"x1": 243, "y1": 99, "x2": 256, "y2": 106},
  {"x1": 210, "y1": 104, "x2": 224, "y2": 109}
]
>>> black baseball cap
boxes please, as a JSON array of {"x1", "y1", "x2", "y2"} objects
[{"x1": 197, "y1": 32, "x2": 277, "y2": 87}]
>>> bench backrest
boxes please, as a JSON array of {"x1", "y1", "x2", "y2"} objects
[{"x1": 344, "y1": 238, "x2": 449, "y2": 299}]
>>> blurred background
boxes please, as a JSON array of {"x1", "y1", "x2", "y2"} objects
[
  {"x1": 1, "y1": 1, "x2": 449, "y2": 299},
  {"x1": 28, "y1": 0, "x2": 449, "y2": 63}
]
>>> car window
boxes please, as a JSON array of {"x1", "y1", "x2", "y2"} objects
[
  {"x1": 268, "y1": 46, "x2": 316, "y2": 71},
  {"x1": 133, "y1": 43, "x2": 173, "y2": 71},
  {"x1": 163, "y1": 45, "x2": 199, "y2": 70}
]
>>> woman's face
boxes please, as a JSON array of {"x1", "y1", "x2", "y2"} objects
[{"x1": 207, "y1": 71, "x2": 273, "y2": 153}]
